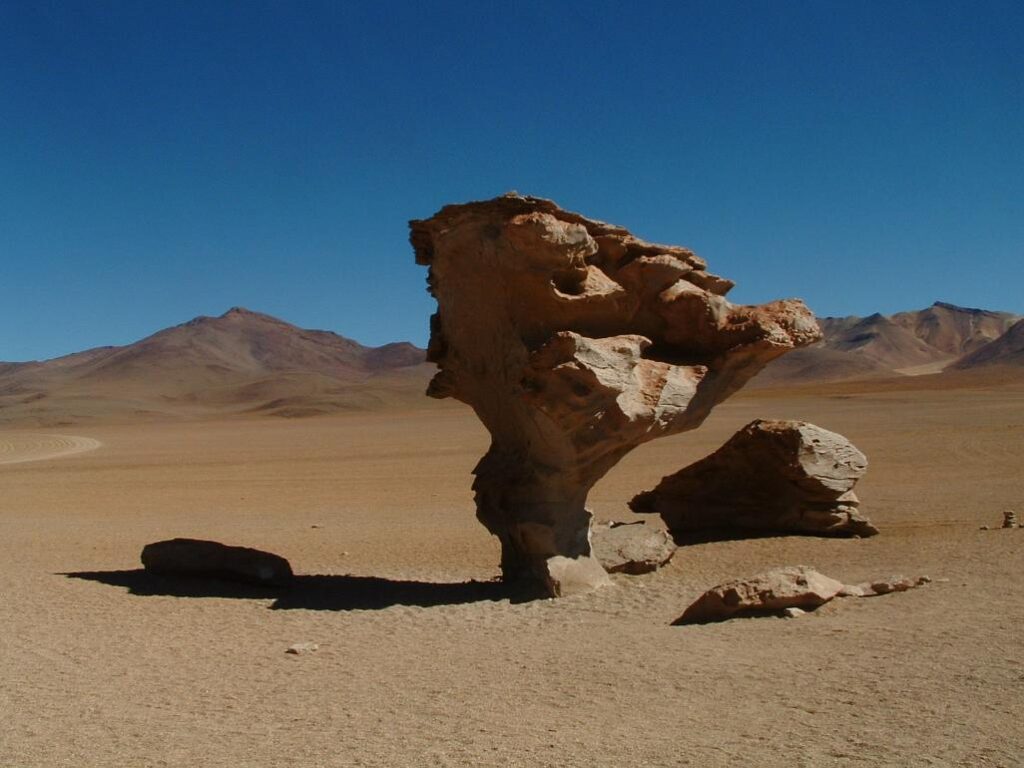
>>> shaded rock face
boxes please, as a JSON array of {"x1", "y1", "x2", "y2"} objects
[
  {"x1": 632, "y1": 419, "x2": 876, "y2": 540},
  {"x1": 411, "y1": 194, "x2": 820, "y2": 596},
  {"x1": 591, "y1": 522, "x2": 676, "y2": 575},
  {"x1": 675, "y1": 566, "x2": 844, "y2": 624},
  {"x1": 140, "y1": 538, "x2": 294, "y2": 587}
]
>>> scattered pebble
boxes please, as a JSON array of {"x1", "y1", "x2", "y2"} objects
[
  {"x1": 783, "y1": 607, "x2": 806, "y2": 618},
  {"x1": 286, "y1": 642, "x2": 319, "y2": 655}
]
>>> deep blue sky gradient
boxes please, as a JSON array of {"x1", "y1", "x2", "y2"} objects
[{"x1": 2, "y1": 1, "x2": 1022, "y2": 360}]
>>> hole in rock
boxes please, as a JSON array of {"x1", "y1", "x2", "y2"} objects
[{"x1": 551, "y1": 269, "x2": 588, "y2": 296}]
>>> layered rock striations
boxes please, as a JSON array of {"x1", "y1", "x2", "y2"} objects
[
  {"x1": 411, "y1": 194, "x2": 820, "y2": 596},
  {"x1": 631, "y1": 419, "x2": 876, "y2": 539}
]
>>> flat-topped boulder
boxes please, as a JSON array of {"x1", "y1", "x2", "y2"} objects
[
  {"x1": 632, "y1": 419, "x2": 876, "y2": 540},
  {"x1": 411, "y1": 194, "x2": 819, "y2": 596}
]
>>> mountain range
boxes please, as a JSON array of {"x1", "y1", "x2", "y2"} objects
[
  {"x1": 756, "y1": 302, "x2": 1023, "y2": 385},
  {"x1": 1, "y1": 302, "x2": 1021, "y2": 425},
  {"x1": 0, "y1": 307, "x2": 432, "y2": 425}
]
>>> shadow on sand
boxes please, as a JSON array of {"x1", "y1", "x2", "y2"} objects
[{"x1": 62, "y1": 570, "x2": 525, "y2": 610}]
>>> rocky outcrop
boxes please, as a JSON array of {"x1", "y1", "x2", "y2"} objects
[
  {"x1": 140, "y1": 538, "x2": 294, "y2": 586},
  {"x1": 674, "y1": 566, "x2": 845, "y2": 624},
  {"x1": 590, "y1": 522, "x2": 676, "y2": 574},
  {"x1": 411, "y1": 194, "x2": 820, "y2": 596},
  {"x1": 632, "y1": 419, "x2": 876, "y2": 540},
  {"x1": 676, "y1": 567, "x2": 930, "y2": 623}
]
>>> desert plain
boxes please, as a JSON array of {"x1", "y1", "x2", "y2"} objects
[{"x1": 2, "y1": 372, "x2": 1022, "y2": 767}]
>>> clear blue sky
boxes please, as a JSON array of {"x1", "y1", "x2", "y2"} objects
[{"x1": 2, "y1": 1, "x2": 1022, "y2": 361}]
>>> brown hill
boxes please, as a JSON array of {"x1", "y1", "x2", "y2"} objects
[
  {"x1": 951, "y1": 318, "x2": 1024, "y2": 369},
  {"x1": 756, "y1": 302, "x2": 1020, "y2": 385},
  {"x1": 0, "y1": 308, "x2": 431, "y2": 425}
]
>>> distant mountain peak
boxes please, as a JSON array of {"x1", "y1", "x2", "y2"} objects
[
  {"x1": 932, "y1": 301, "x2": 986, "y2": 314},
  {"x1": 0, "y1": 307, "x2": 429, "y2": 425},
  {"x1": 758, "y1": 301, "x2": 1022, "y2": 385},
  {"x1": 217, "y1": 306, "x2": 286, "y2": 322}
]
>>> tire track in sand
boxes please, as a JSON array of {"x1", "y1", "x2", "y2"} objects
[{"x1": 0, "y1": 433, "x2": 102, "y2": 465}]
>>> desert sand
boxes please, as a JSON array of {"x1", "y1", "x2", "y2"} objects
[
  {"x1": 2, "y1": 377, "x2": 1023, "y2": 767},
  {"x1": 0, "y1": 432, "x2": 101, "y2": 465}
]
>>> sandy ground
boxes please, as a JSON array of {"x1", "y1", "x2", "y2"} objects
[
  {"x1": 0, "y1": 432, "x2": 101, "y2": 465},
  {"x1": 1, "y1": 382, "x2": 1023, "y2": 767}
]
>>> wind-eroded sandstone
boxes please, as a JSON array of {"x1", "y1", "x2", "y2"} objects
[
  {"x1": 632, "y1": 419, "x2": 877, "y2": 540},
  {"x1": 411, "y1": 194, "x2": 819, "y2": 596}
]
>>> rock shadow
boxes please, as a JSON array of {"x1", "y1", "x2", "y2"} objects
[
  {"x1": 667, "y1": 527, "x2": 869, "y2": 546},
  {"x1": 667, "y1": 528, "x2": 795, "y2": 546},
  {"x1": 62, "y1": 570, "x2": 522, "y2": 610}
]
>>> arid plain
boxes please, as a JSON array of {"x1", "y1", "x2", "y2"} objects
[{"x1": 2, "y1": 371, "x2": 1022, "y2": 767}]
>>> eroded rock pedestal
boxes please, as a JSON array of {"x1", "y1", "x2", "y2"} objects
[
  {"x1": 411, "y1": 194, "x2": 820, "y2": 596},
  {"x1": 631, "y1": 419, "x2": 877, "y2": 539}
]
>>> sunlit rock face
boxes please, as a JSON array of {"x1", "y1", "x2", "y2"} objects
[{"x1": 410, "y1": 194, "x2": 820, "y2": 597}]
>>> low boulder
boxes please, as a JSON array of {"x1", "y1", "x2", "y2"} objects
[
  {"x1": 632, "y1": 419, "x2": 877, "y2": 540},
  {"x1": 674, "y1": 565, "x2": 844, "y2": 624},
  {"x1": 591, "y1": 521, "x2": 676, "y2": 574},
  {"x1": 286, "y1": 642, "x2": 319, "y2": 655},
  {"x1": 141, "y1": 538, "x2": 294, "y2": 587}
]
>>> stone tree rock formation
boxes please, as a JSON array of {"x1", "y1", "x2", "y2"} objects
[
  {"x1": 631, "y1": 419, "x2": 877, "y2": 539},
  {"x1": 410, "y1": 194, "x2": 821, "y2": 596}
]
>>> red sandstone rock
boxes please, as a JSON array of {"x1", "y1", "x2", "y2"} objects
[
  {"x1": 839, "y1": 575, "x2": 930, "y2": 597},
  {"x1": 632, "y1": 419, "x2": 876, "y2": 539},
  {"x1": 411, "y1": 194, "x2": 819, "y2": 596},
  {"x1": 675, "y1": 566, "x2": 844, "y2": 624}
]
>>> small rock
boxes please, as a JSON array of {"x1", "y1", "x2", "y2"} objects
[
  {"x1": 838, "y1": 584, "x2": 868, "y2": 597},
  {"x1": 590, "y1": 521, "x2": 676, "y2": 575},
  {"x1": 286, "y1": 642, "x2": 319, "y2": 655},
  {"x1": 141, "y1": 538, "x2": 294, "y2": 587},
  {"x1": 843, "y1": 575, "x2": 930, "y2": 597},
  {"x1": 782, "y1": 607, "x2": 807, "y2": 618},
  {"x1": 674, "y1": 566, "x2": 844, "y2": 624},
  {"x1": 1002, "y1": 510, "x2": 1018, "y2": 529},
  {"x1": 980, "y1": 525, "x2": 991, "y2": 531},
  {"x1": 543, "y1": 555, "x2": 611, "y2": 597}
]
